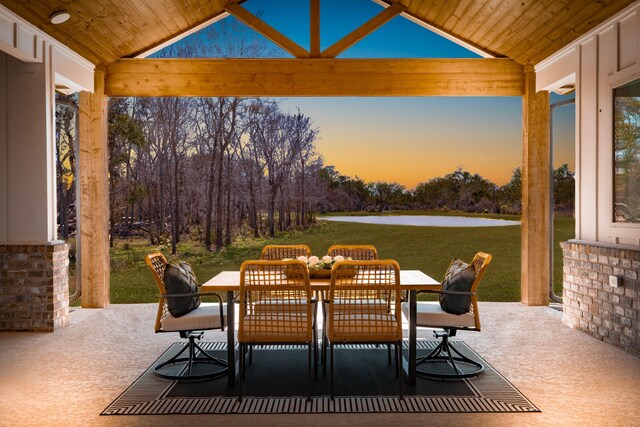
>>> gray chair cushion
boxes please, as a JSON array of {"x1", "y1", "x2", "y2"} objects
[
  {"x1": 161, "y1": 302, "x2": 226, "y2": 332},
  {"x1": 163, "y1": 262, "x2": 201, "y2": 317},
  {"x1": 439, "y1": 258, "x2": 476, "y2": 315},
  {"x1": 401, "y1": 301, "x2": 476, "y2": 328}
]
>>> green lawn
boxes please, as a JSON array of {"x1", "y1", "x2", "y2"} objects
[{"x1": 108, "y1": 214, "x2": 574, "y2": 304}]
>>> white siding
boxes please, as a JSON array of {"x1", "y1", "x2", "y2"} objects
[
  {"x1": 0, "y1": 50, "x2": 55, "y2": 242},
  {"x1": 537, "y1": 2, "x2": 640, "y2": 246},
  {"x1": 0, "y1": 5, "x2": 95, "y2": 244}
]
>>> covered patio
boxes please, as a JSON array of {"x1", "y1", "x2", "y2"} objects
[
  {"x1": 2, "y1": 303, "x2": 639, "y2": 425},
  {"x1": 1, "y1": 0, "x2": 640, "y2": 424}
]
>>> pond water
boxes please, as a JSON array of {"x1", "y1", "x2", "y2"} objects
[{"x1": 319, "y1": 215, "x2": 520, "y2": 227}]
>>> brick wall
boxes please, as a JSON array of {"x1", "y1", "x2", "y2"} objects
[
  {"x1": 561, "y1": 240, "x2": 640, "y2": 356},
  {"x1": 0, "y1": 243, "x2": 69, "y2": 331}
]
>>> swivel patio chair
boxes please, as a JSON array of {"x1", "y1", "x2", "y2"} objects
[
  {"x1": 237, "y1": 259, "x2": 317, "y2": 401},
  {"x1": 401, "y1": 252, "x2": 492, "y2": 380},
  {"x1": 260, "y1": 244, "x2": 311, "y2": 260},
  {"x1": 145, "y1": 252, "x2": 227, "y2": 381},
  {"x1": 323, "y1": 260, "x2": 403, "y2": 399},
  {"x1": 327, "y1": 244, "x2": 378, "y2": 260}
]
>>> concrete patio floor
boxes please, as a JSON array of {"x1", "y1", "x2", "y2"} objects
[{"x1": 1, "y1": 302, "x2": 639, "y2": 427}]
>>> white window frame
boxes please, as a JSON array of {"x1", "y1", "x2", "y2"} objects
[{"x1": 607, "y1": 67, "x2": 640, "y2": 240}]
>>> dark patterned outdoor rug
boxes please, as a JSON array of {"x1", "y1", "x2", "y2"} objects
[{"x1": 102, "y1": 341, "x2": 538, "y2": 415}]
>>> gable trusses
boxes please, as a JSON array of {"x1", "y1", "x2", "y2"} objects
[
  {"x1": 1, "y1": 0, "x2": 636, "y2": 66},
  {"x1": 224, "y1": 0, "x2": 408, "y2": 59}
]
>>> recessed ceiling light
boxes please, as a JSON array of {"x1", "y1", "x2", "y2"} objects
[{"x1": 50, "y1": 11, "x2": 70, "y2": 25}]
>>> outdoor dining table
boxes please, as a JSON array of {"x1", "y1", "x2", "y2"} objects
[{"x1": 201, "y1": 270, "x2": 441, "y2": 386}]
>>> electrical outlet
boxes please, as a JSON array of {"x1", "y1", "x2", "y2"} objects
[{"x1": 609, "y1": 275, "x2": 621, "y2": 287}]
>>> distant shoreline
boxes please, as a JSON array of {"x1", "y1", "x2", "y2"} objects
[{"x1": 318, "y1": 215, "x2": 521, "y2": 227}]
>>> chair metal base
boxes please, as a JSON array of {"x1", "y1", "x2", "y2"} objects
[
  {"x1": 415, "y1": 330, "x2": 483, "y2": 380},
  {"x1": 154, "y1": 331, "x2": 228, "y2": 381}
]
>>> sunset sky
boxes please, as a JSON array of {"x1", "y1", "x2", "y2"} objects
[{"x1": 176, "y1": 0, "x2": 575, "y2": 188}]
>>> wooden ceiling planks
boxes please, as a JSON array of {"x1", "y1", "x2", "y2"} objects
[
  {"x1": 483, "y1": 0, "x2": 555, "y2": 54},
  {"x1": 8, "y1": 0, "x2": 127, "y2": 63},
  {"x1": 432, "y1": 0, "x2": 459, "y2": 26},
  {"x1": 1, "y1": 0, "x2": 230, "y2": 64},
  {"x1": 442, "y1": 0, "x2": 475, "y2": 33},
  {"x1": 468, "y1": 0, "x2": 521, "y2": 43},
  {"x1": 0, "y1": 0, "x2": 636, "y2": 65},
  {"x1": 506, "y1": 0, "x2": 601, "y2": 64}
]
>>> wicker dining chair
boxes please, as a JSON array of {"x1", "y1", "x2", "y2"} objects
[
  {"x1": 323, "y1": 260, "x2": 403, "y2": 399},
  {"x1": 324, "y1": 245, "x2": 390, "y2": 360},
  {"x1": 145, "y1": 252, "x2": 227, "y2": 381},
  {"x1": 401, "y1": 252, "x2": 492, "y2": 380},
  {"x1": 327, "y1": 244, "x2": 378, "y2": 260},
  {"x1": 237, "y1": 259, "x2": 316, "y2": 401},
  {"x1": 260, "y1": 244, "x2": 311, "y2": 260},
  {"x1": 257, "y1": 244, "x2": 314, "y2": 366}
]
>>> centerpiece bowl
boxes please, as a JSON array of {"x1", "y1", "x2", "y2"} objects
[{"x1": 282, "y1": 255, "x2": 355, "y2": 279}]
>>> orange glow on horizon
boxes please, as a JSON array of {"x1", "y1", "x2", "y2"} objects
[{"x1": 280, "y1": 97, "x2": 575, "y2": 189}]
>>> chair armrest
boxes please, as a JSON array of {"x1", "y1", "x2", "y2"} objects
[
  {"x1": 417, "y1": 289, "x2": 476, "y2": 296},
  {"x1": 160, "y1": 292, "x2": 224, "y2": 301}
]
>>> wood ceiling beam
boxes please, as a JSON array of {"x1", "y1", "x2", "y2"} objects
[
  {"x1": 310, "y1": 0, "x2": 321, "y2": 58},
  {"x1": 370, "y1": 0, "x2": 499, "y2": 59},
  {"x1": 321, "y1": 2, "x2": 406, "y2": 58},
  {"x1": 224, "y1": 2, "x2": 310, "y2": 58},
  {"x1": 105, "y1": 58, "x2": 524, "y2": 97}
]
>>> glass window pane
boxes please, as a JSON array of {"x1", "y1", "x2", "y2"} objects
[{"x1": 613, "y1": 78, "x2": 640, "y2": 223}]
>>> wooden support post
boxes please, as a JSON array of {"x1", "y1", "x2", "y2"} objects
[
  {"x1": 521, "y1": 64, "x2": 550, "y2": 306},
  {"x1": 78, "y1": 66, "x2": 110, "y2": 308}
]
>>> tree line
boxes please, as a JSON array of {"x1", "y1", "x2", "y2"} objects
[{"x1": 318, "y1": 164, "x2": 574, "y2": 215}]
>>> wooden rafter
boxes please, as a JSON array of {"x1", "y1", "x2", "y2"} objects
[
  {"x1": 310, "y1": 0, "x2": 320, "y2": 58},
  {"x1": 105, "y1": 58, "x2": 524, "y2": 97},
  {"x1": 224, "y1": 2, "x2": 309, "y2": 58},
  {"x1": 321, "y1": 2, "x2": 406, "y2": 58}
]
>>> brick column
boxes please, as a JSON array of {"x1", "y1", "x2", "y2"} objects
[
  {"x1": 0, "y1": 242, "x2": 69, "y2": 331},
  {"x1": 561, "y1": 240, "x2": 639, "y2": 357}
]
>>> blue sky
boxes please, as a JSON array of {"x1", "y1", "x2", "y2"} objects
[{"x1": 169, "y1": 0, "x2": 575, "y2": 188}]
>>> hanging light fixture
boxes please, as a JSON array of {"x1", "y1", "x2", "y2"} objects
[{"x1": 50, "y1": 10, "x2": 70, "y2": 25}]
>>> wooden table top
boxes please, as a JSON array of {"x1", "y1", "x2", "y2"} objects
[{"x1": 201, "y1": 269, "x2": 441, "y2": 292}]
